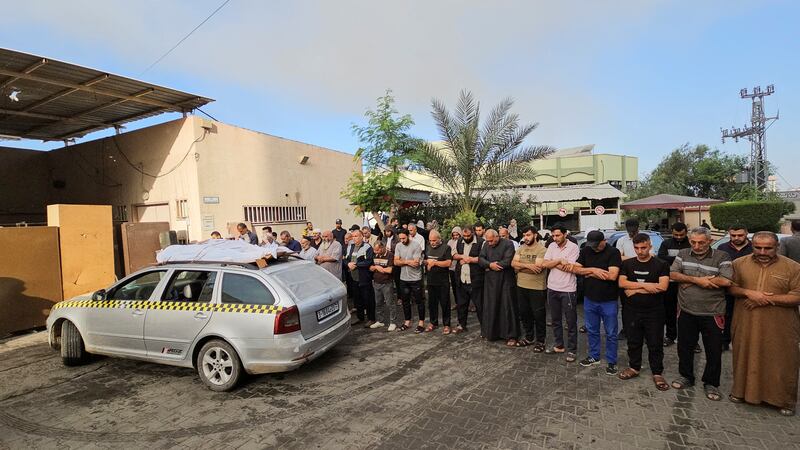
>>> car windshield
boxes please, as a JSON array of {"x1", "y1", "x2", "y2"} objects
[{"x1": 270, "y1": 264, "x2": 336, "y2": 299}]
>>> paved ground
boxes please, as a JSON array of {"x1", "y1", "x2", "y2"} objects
[{"x1": 0, "y1": 308, "x2": 797, "y2": 450}]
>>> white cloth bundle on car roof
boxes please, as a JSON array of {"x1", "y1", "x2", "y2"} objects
[{"x1": 156, "y1": 239, "x2": 294, "y2": 264}]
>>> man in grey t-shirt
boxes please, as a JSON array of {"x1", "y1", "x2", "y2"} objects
[
  {"x1": 668, "y1": 227, "x2": 732, "y2": 400},
  {"x1": 394, "y1": 230, "x2": 426, "y2": 333}
]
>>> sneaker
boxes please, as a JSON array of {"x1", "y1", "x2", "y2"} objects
[
  {"x1": 363, "y1": 320, "x2": 375, "y2": 329},
  {"x1": 370, "y1": 321, "x2": 385, "y2": 329},
  {"x1": 565, "y1": 352, "x2": 577, "y2": 363},
  {"x1": 605, "y1": 364, "x2": 618, "y2": 376},
  {"x1": 387, "y1": 324, "x2": 397, "y2": 332},
  {"x1": 579, "y1": 356, "x2": 600, "y2": 367}
]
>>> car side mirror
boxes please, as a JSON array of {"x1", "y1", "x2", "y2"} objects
[{"x1": 91, "y1": 289, "x2": 106, "y2": 301}]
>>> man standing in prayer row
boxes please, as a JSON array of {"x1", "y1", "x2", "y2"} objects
[
  {"x1": 716, "y1": 224, "x2": 753, "y2": 351},
  {"x1": 511, "y1": 226, "x2": 548, "y2": 352},
  {"x1": 617, "y1": 233, "x2": 670, "y2": 390},
  {"x1": 408, "y1": 222, "x2": 426, "y2": 249},
  {"x1": 779, "y1": 219, "x2": 800, "y2": 263},
  {"x1": 657, "y1": 222, "x2": 690, "y2": 347},
  {"x1": 370, "y1": 240, "x2": 396, "y2": 331},
  {"x1": 394, "y1": 229, "x2": 426, "y2": 333},
  {"x1": 669, "y1": 227, "x2": 732, "y2": 401},
  {"x1": 347, "y1": 232, "x2": 376, "y2": 327},
  {"x1": 571, "y1": 230, "x2": 621, "y2": 374},
  {"x1": 425, "y1": 230, "x2": 453, "y2": 334},
  {"x1": 453, "y1": 225, "x2": 484, "y2": 334},
  {"x1": 729, "y1": 231, "x2": 800, "y2": 417},
  {"x1": 315, "y1": 230, "x2": 343, "y2": 280},
  {"x1": 237, "y1": 223, "x2": 259, "y2": 245},
  {"x1": 541, "y1": 224, "x2": 580, "y2": 362},
  {"x1": 298, "y1": 236, "x2": 317, "y2": 261},
  {"x1": 499, "y1": 227, "x2": 519, "y2": 250},
  {"x1": 479, "y1": 229, "x2": 519, "y2": 346},
  {"x1": 447, "y1": 227, "x2": 462, "y2": 308},
  {"x1": 280, "y1": 230, "x2": 301, "y2": 252}
]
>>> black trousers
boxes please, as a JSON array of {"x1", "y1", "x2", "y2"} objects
[
  {"x1": 664, "y1": 283, "x2": 679, "y2": 341},
  {"x1": 399, "y1": 279, "x2": 425, "y2": 322},
  {"x1": 456, "y1": 281, "x2": 483, "y2": 329},
  {"x1": 428, "y1": 283, "x2": 451, "y2": 326},
  {"x1": 449, "y1": 271, "x2": 459, "y2": 304},
  {"x1": 677, "y1": 311, "x2": 723, "y2": 387},
  {"x1": 393, "y1": 268, "x2": 402, "y2": 298},
  {"x1": 517, "y1": 287, "x2": 546, "y2": 342},
  {"x1": 357, "y1": 283, "x2": 376, "y2": 321},
  {"x1": 722, "y1": 295, "x2": 735, "y2": 347},
  {"x1": 619, "y1": 292, "x2": 629, "y2": 334},
  {"x1": 625, "y1": 306, "x2": 665, "y2": 374}
]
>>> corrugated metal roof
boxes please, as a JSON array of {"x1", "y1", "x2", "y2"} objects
[
  {"x1": 0, "y1": 48, "x2": 213, "y2": 141},
  {"x1": 621, "y1": 194, "x2": 722, "y2": 210},
  {"x1": 485, "y1": 183, "x2": 626, "y2": 203}
]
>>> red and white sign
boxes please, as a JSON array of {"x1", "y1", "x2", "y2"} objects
[
  {"x1": 594, "y1": 205, "x2": 605, "y2": 215},
  {"x1": 558, "y1": 208, "x2": 567, "y2": 217}
]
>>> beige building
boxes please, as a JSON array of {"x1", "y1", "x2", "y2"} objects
[{"x1": 0, "y1": 116, "x2": 361, "y2": 241}]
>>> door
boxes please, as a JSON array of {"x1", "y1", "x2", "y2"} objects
[
  {"x1": 144, "y1": 269, "x2": 217, "y2": 360},
  {"x1": 88, "y1": 269, "x2": 168, "y2": 356}
]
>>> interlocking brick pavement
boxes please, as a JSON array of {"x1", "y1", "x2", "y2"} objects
[{"x1": 0, "y1": 306, "x2": 797, "y2": 449}]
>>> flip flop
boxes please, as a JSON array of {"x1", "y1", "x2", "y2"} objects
[
  {"x1": 618, "y1": 368, "x2": 640, "y2": 380},
  {"x1": 653, "y1": 375, "x2": 669, "y2": 391}
]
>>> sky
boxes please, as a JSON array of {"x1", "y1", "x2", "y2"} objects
[{"x1": 1, "y1": 0, "x2": 798, "y2": 189}]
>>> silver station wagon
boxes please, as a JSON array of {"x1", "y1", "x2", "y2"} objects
[{"x1": 46, "y1": 258, "x2": 350, "y2": 391}]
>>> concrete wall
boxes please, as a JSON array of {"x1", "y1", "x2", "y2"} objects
[
  {"x1": 0, "y1": 147, "x2": 49, "y2": 225},
  {"x1": 192, "y1": 118, "x2": 361, "y2": 239},
  {"x1": 0, "y1": 116, "x2": 361, "y2": 242}
]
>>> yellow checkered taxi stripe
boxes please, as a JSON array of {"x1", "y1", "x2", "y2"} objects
[{"x1": 51, "y1": 299, "x2": 283, "y2": 314}]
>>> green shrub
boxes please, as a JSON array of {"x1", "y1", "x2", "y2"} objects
[{"x1": 709, "y1": 200, "x2": 785, "y2": 232}]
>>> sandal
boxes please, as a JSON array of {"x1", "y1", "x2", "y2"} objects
[
  {"x1": 618, "y1": 368, "x2": 640, "y2": 380},
  {"x1": 728, "y1": 394, "x2": 744, "y2": 404},
  {"x1": 506, "y1": 339, "x2": 518, "y2": 347},
  {"x1": 779, "y1": 408, "x2": 795, "y2": 417},
  {"x1": 442, "y1": 326, "x2": 451, "y2": 335},
  {"x1": 704, "y1": 384, "x2": 722, "y2": 401},
  {"x1": 515, "y1": 338, "x2": 533, "y2": 348},
  {"x1": 671, "y1": 376, "x2": 694, "y2": 390},
  {"x1": 544, "y1": 346, "x2": 566, "y2": 354},
  {"x1": 397, "y1": 324, "x2": 410, "y2": 332},
  {"x1": 653, "y1": 375, "x2": 669, "y2": 391},
  {"x1": 414, "y1": 325, "x2": 425, "y2": 334},
  {"x1": 424, "y1": 324, "x2": 437, "y2": 332},
  {"x1": 452, "y1": 326, "x2": 465, "y2": 334},
  {"x1": 532, "y1": 342, "x2": 545, "y2": 353}
]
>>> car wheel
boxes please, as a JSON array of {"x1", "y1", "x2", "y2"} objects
[
  {"x1": 61, "y1": 320, "x2": 86, "y2": 366},
  {"x1": 196, "y1": 340, "x2": 242, "y2": 391}
]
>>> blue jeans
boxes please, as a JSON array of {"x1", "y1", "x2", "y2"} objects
[{"x1": 584, "y1": 297, "x2": 618, "y2": 364}]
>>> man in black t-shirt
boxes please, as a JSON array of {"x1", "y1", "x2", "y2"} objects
[
  {"x1": 571, "y1": 230, "x2": 622, "y2": 374},
  {"x1": 657, "y1": 222, "x2": 691, "y2": 346},
  {"x1": 425, "y1": 230, "x2": 453, "y2": 334},
  {"x1": 618, "y1": 233, "x2": 671, "y2": 391}
]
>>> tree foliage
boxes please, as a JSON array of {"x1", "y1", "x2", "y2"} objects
[
  {"x1": 710, "y1": 201, "x2": 787, "y2": 233},
  {"x1": 342, "y1": 90, "x2": 420, "y2": 219},
  {"x1": 413, "y1": 90, "x2": 553, "y2": 215}
]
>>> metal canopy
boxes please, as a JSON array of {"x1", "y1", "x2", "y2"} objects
[
  {"x1": 0, "y1": 48, "x2": 213, "y2": 141},
  {"x1": 621, "y1": 193, "x2": 723, "y2": 210}
]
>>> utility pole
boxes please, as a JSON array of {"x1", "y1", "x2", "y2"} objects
[{"x1": 721, "y1": 84, "x2": 778, "y2": 191}]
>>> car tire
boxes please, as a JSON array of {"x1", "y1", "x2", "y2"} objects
[
  {"x1": 196, "y1": 340, "x2": 242, "y2": 392},
  {"x1": 61, "y1": 320, "x2": 87, "y2": 366}
]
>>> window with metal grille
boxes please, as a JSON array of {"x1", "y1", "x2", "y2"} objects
[
  {"x1": 176, "y1": 199, "x2": 189, "y2": 219},
  {"x1": 113, "y1": 205, "x2": 128, "y2": 222},
  {"x1": 243, "y1": 205, "x2": 307, "y2": 226}
]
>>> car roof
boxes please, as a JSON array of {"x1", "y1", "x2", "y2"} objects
[{"x1": 152, "y1": 257, "x2": 311, "y2": 275}]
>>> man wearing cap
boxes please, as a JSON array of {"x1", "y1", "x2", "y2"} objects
[
  {"x1": 570, "y1": 230, "x2": 622, "y2": 374},
  {"x1": 332, "y1": 219, "x2": 347, "y2": 247}
]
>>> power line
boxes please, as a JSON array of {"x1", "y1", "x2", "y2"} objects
[{"x1": 140, "y1": 0, "x2": 232, "y2": 76}]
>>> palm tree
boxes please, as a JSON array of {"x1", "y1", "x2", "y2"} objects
[{"x1": 415, "y1": 90, "x2": 553, "y2": 215}]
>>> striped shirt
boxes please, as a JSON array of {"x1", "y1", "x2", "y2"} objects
[{"x1": 670, "y1": 248, "x2": 733, "y2": 316}]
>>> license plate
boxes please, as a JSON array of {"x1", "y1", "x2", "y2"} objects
[{"x1": 316, "y1": 302, "x2": 340, "y2": 321}]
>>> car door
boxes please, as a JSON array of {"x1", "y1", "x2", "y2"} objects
[
  {"x1": 87, "y1": 269, "x2": 168, "y2": 356},
  {"x1": 143, "y1": 269, "x2": 218, "y2": 361}
]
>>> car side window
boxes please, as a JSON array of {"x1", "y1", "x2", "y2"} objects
[
  {"x1": 161, "y1": 270, "x2": 217, "y2": 303},
  {"x1": 221, "y1": 273, "x2": 276, "y2": 306},
  {"x1": 106, "y1": 270, "x2": 167, "y2": 301}
]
